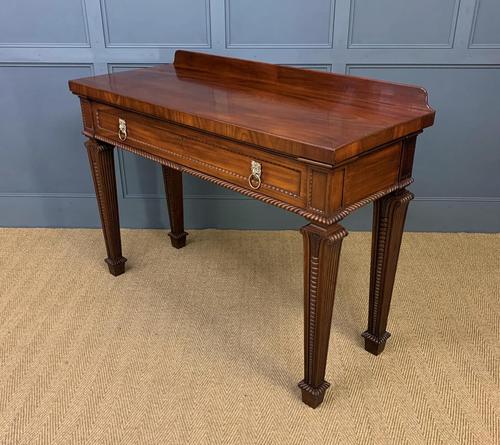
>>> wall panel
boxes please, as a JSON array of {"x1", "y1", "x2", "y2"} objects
[
  {"x1": 469, "y1": 0, "x2": 500, "y2": 47},
  {"x1": 0, "y1": 64, "x2": 94, "y2": 195},
  {"x1": 226, "y1": 0, "x2": 335, "y2": 48},
  {"x1": 348, "y1": 0, "x2": 460, "y2": 48},
  {"x1": 0, "y1": 0, "x2": 89, "y2": 47},
  {"x1": 101, "y1": 0, "x2": 211, "y2": 47},
  {"x1": 0, "y1": 0, "x2": 498, "y2": 231}
]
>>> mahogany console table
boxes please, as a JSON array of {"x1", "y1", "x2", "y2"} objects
[{"x1": 69, "y1": 51, "x2": 435, "y2": 408}]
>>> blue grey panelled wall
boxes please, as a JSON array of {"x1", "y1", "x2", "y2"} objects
[{"x1": 1, "y1": 0, "x2": 499, "y2": 232}]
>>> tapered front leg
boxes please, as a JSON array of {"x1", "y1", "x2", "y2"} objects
[
  {"x1": 362, "y1": 189, "x2": 414, "y2": 355},
  {"x1": 85, "y1": 138, "x2": 126, "y2": 276},
  {"x1": 162, "y1": 165, "x2": 188, "y2": 249},
  {"x1": 299, "y1": 223, "x2": 347, "y2": 408}
]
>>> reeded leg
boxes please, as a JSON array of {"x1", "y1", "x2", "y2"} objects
[
  {"x1": 362, "y1": 189, "x2": 414, "y2": 355},
  {"x1": 85, "y1": 138, "x2": 127, "y2": 276},
  {"x1": 162, "y1": 165, "x2": 188, "y2": 249},
  {"x1": 299, "y1": 223, "x2": 347, "y2": 408}
]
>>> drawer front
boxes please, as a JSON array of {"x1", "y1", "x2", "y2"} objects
[{"x1": 93, "y1": 103, "x2": 308, "y2": 207}]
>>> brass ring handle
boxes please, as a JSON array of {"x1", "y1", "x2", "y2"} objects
[
  {"x1": 248, "y1": 160, "x2": 262, "y2": 190},
  {"x1": 248, "y1": 173, "x2": 262, "y2": 190},
  {"x1": 118, "y1": 118, "x2": 127, "y2": 141}
]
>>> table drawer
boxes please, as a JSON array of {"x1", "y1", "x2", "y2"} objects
[{"x1": 93, "y1": 103, "x2": 308, "y2": 206}]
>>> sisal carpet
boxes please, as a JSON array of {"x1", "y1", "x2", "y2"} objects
[{"x1": 0, "y1": 228, "x2": 498, "y2": 445}]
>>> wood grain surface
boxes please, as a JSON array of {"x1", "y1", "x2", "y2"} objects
[{"x1": 69, "y1": 50, "x2": 435, "y2": 165}]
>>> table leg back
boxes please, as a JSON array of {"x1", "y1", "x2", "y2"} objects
[
  {"x1": 162, "y1": 165, "x2": 188, "y2": 249},
  {"x1": 363, "y1": 189, "x2": 414, "y2": 355}
]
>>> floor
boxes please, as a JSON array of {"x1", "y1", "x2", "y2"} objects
[{"x1": 0, "y1": 228, "x2": 498, "y2": 444}]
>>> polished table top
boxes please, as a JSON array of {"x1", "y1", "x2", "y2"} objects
[{"x1": 69, "y1": 51, "x2": 435, "y2": 165}]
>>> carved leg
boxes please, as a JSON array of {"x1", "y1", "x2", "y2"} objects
[
  {"x1": 162, "y1": 165, "x2": 188, "y2": 249},
  {"x1": 362, "y1": 189, "x2": 414, "y2": 355},
  {"x1": 299, "y1": 223, "x2": 347, "y2": 408},
  {"x1": 85, "y1": 139, "x2": 126, "y2": 276}
]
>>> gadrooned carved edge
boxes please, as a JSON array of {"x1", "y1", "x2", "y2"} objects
[
  {"x1": 91, "y1": 135, "x2": 414, "y2": 224},
  {"x1": 298, "y1": 380, "x2": 331, "y2": 397},
  {"x1": 361, "y1": 330, "x2": 391, "y2": 345}
]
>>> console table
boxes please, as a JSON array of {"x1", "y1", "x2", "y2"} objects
[{"x1": 69, "y1": 51, "x2": 435, "y2": 408}]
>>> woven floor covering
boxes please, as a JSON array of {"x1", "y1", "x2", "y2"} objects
[{"x1": 0, "y1": 228, "x2": 498, "y2": 445}]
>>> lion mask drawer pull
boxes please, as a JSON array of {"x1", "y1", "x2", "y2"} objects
[
  {"x1": 118, "y1": 118, "x2": 127, "y2": 141},
  {"x1": 248, "y1": 160, "x2": 262, "y2": 190}
]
